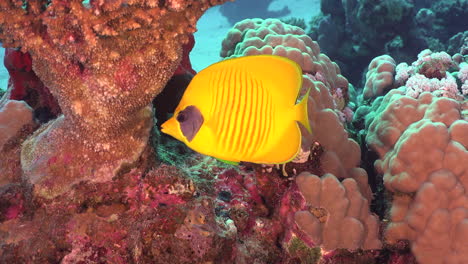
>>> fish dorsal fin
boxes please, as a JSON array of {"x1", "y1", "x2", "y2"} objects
[
  {"x1": 188, "y1": 55, "x2": 303, "y2": 109},
  {"x1": 218, "y1": 55, "x2": 303, "y2": 105}
]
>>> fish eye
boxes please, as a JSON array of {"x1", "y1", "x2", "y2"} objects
[{"x1": 176, "y1": 112, "x2": 186, "y2": 122}]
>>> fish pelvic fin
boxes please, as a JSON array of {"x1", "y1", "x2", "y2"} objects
[{"x1": 294, "y1": 87, "x2": 312, "y2": 134}]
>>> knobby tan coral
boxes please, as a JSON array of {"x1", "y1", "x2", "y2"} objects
[
  {"x1": 295, "y1": 172, "x2": 381, "y2": 251},
  {"x1": 363, "y1": 55, "x2": 396, "y2": 100},
  {"x1": 366, "y1": 90, "x2": 468, "y2": 264},
  {"x1": 219, "y1": 18, "x2": 381, "y2": 252}
]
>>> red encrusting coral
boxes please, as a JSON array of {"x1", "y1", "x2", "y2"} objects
[
  {"x1": 2, "y1": 48, "x2": 60, "y2": 116},
  {"x1": 4, "y1": 49, "x2": 32, "y2": 100},
  {"x1": 174, "y1": 34, "x2": 197, "y2": 76}
]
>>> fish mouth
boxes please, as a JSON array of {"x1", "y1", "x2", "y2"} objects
[
  {"x1": 160, "y1": 122, "x2": 170, "y2": 135},
  {"x1": 160, "y1": 118, "x2": 177, "y2": 137}
]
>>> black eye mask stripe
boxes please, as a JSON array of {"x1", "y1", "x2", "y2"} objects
[{"x1": 177, "y1": 105, "x2": 204, "y2": 142}]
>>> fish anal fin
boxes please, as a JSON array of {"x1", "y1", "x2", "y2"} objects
[{"x1": 215, "y1": 157, "x2": 240, "y2": 166}]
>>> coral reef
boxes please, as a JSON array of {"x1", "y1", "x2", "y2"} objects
[
  {"x1": 0, "y1": 3, "x2": 466, "y2": 261},
  {"x1": 0, "y1": 0, "x2": 227, "y2": 199},
  {"x1": 1, "y1": 48, "x2": 60, "y2": 121},
  {"x1": 0, "y1": 100, "x2": 37, "y2": 186},
  {"x1": 0, "y1": 17, "x2": 392, "y2": 263},
  {"x1": 220, "y1": 18, "x2": 384, "y2": 260},
  {"x1": 355, "y1": 47, "x2": 468, "y2": 263},
  {"x1": 309, "y1": 0, "x2": 468, "y2": 84},
  {"x1": 367, "y1": 90, "x2": 468, "y2": 264},
  {"x1": 294, "y1": 172, "x2": 381, "y2": 251},
  {"x1": 394, "y1": 50, "x2": 463, "y2": 99},
  {"x1": 353, "y1": 49, "x2": 466, "y2": 133},
  {"x1": 447, "y1": 31, "x2": 468, "y2": 55},
  {"x1": 0, "y1": 100, "x2": 33, "y2": 149},
  {"x1": 363, "y1": 55, "x2": 396, "y2": 100},
  {"x1": 153, "y1": 34, "x2": 196, "y2": 127}
]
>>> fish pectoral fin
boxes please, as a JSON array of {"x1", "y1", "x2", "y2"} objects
[{"x1": 215, "y1": 157, "x2": 240, "y2": 166}]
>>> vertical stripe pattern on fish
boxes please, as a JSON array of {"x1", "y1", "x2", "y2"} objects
[{"x1": 161, "y1": 55, "x2": 312, "y2": 164}]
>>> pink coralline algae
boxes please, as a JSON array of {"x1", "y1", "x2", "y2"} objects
[
  {"x1": 394, "y1": 49, "x2": 463, "y2": 99},
  {"x1": 0, "y1": 185, "x2": 26, "y2": 222},
  {"x1": 458, "y1": 62, "x2": 468, "y2": 95}
]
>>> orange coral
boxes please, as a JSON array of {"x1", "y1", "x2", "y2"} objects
[{"x1": 0, "y1": 0, "x2": 227, "y2": 198}]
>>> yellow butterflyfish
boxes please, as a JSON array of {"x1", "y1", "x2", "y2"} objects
[{"x1": 161, "y1": 55, "x2": 311, "y2": 165}]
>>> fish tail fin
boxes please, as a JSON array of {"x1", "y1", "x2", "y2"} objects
[{"x1": 294, "y1": 88, "x2": 312, "y2": 134}]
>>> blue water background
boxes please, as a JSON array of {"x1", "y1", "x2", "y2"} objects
[{"x1": 0, "y1": 50, "x2": 7, "y2": 91}]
